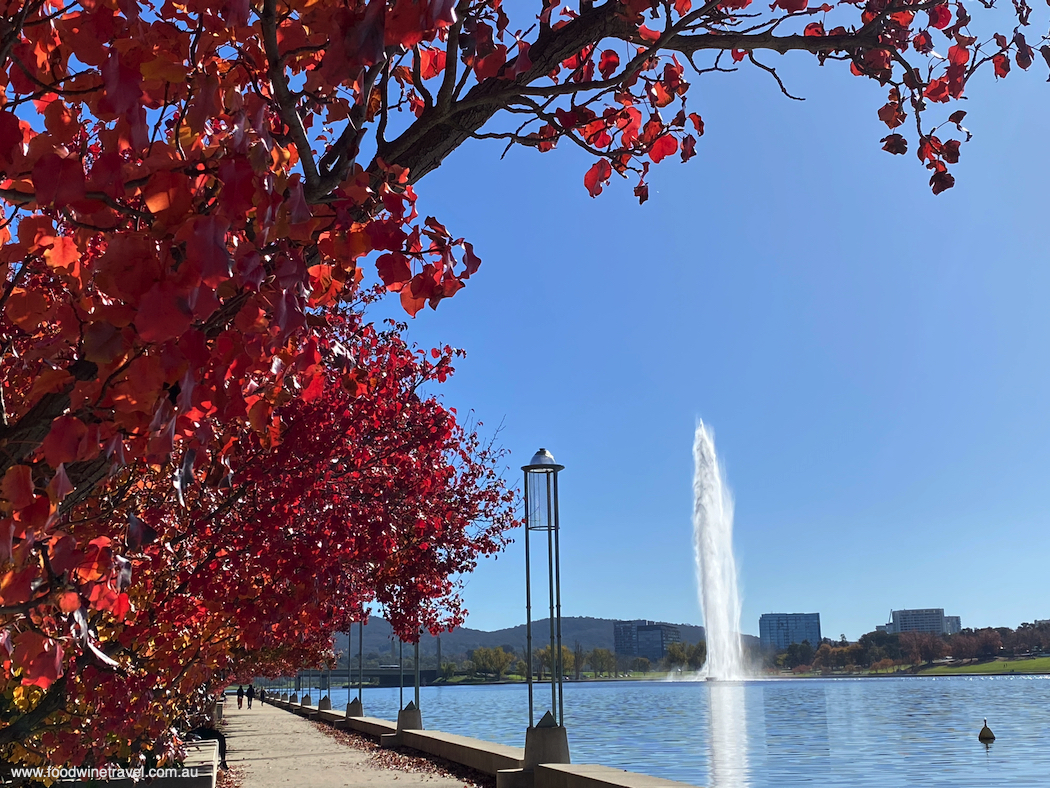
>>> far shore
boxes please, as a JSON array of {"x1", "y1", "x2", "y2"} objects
[{"x1": 259, "y1": 656, "x2": 1050, "y2": 692}]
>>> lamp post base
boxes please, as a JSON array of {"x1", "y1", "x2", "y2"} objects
[
  {"x1": 497, "y1": 719, "x2": 570, "y2": 788},
  {"x1": 380, "y1": 701, "x2": 424, "y2": 748},
  {"x1": 523, "y1": 723, "x2": 570, "y2": 768}
]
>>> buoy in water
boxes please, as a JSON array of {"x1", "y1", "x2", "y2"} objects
[{"x1": 978, "y1": 719, "x2": 995, "y2": 742}]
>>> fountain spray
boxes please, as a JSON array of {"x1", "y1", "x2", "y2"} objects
[{"x1": 692, "y1": 422, "x2": 746, "y2": 680}]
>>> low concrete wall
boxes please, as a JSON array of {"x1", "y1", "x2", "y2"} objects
[
  {"x1": 342, "y1": 715, "x2": 398, "y2": 738},
  {"x1": 398, "y1": 729, "x2": 524, "y2": 775},
  {"x1": 535, "y1": 765, "x2": 693, "y2": 788},
  {"x1": 267, "y1": 704, "x2": 698, "y2": 788},
  {"x1": 65, "y1": 741, "x2": 218, "y2": 788}
]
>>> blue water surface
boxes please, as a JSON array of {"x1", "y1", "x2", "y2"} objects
[{"x1": 283, "y1": 676, "x2": 1050, "y2": 788}]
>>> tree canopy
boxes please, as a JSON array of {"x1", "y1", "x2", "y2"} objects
[{"x1": 0, "y1": 0, "x2": 1046, "y2": 767}]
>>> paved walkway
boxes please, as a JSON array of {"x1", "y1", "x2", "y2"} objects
[{"x1": 222, "y1": 703, "x2": 469, "y2": 788}]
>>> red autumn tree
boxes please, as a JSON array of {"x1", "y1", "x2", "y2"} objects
[
  {"x1": 0, "y1": 0, "x2": 1045, "y2": 764},
  {"x1": 2, "y1": 310, "x2": 516, "y2": 766}
]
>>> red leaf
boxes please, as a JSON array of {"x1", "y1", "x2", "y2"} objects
[
  {"x1": 774, "y1": 0, "x2": 807, "y2": 11},
  {"x1": 923, "y1": 78, "x2": 950, "y2": 103},
  {"x1": 286, "y1": 175, "x2": 312, "y2": 224},
  {"x1": 49, "y1": 464, "x2": 74, "y2": 502},
  {"x1": 344, "y1": 0, "x2": 386, "y2": 68},
  {"x1": 941, "y1": 139, "x2": 961, "y2": 164},
  {"x1": 419, "y1": 47, "x2": 447, "y2": 80},
  {"x1": 638, "y1": 26, "x2": 661, "y2": 43},
  {"x1": 930, "y1": 170, "x2": 955, "y2": 194},
  {"x1": 584, "y1": 159, "x2": 612, "y2": 197},
  {"x1": 376, "y1": 252, "x2": 413, "y2": 290},
  {"x1": 913, "y1": 30, "x2": 933, "y2": 54},
  {"x1": 1014, "y1": 33, "x2": 1033, "y2": 70},
  {"x1": 42, "y1": 416, "x2": 89, "y2": 467},
  {"x1": 992, "y1": 53, "x2": 1010, "y2": 78},
  {"x1": 32, "y1": 154, "x2": 86, "y2": 209},
  {"x1": 400, "y1": 287, "x2": 427, "y2": 317},
  {"x1": 461, "y1": 242, "x2": 481, "y2": 277},
  {"x1": 804, "y1": 22, "x2": 825, "y2": 37},
  {"x1": 731, "y1": 49, "x2": 747, "y2": 63},
  {"x1": 186, "y1": 71, "x2": 223, "y2": 134},
  {"x1": 187, "y1": 216, "x2": 233, "y2": 288},
  {"x1": 110, "y1": 592, "x2": 131, "y2": 620},
  {"x1": 218, "y1": 156, "x2": 256, "y2": 219},
  {"x1": 947, "y1": 44, "x2": 969, "y2": 66},
  {"x1": 98, "y1": 51, "x2": 143, "y2": 116},
  {"x1": 881, "y1": 134, "x2": 908, "y2": 155},
  {"x1": 2, "y1": 466, "x2": 34, "y2": 510},
  {"x1": 301, "y1": 373, "x2": 325, "y2": 403},
  {"x1": 598, "y1": 50, "x2": 620, "y2": 80},
  {"x1": 59, "y1": 591, "x2": 80, "y2": 613},
  {"x1": 0, "y1": 111, "x2": 24, "y2": 168},
  {"x1": 928, "y1": 5, "x2": 951, "y2": 29},
  {"x1": 877, "y1": 102, "x2": 906, "y2": 129},
  {"x1": 20, "y1": 635, "x2": 64, "y2": 690},
  {"x1": 506, "y1": 41, "x2": 532, "y2": 79},
  {"x1": 681, "y1": 135, "x2": 696, "y2": 162},
  {"x1": 648, "y1": 134, "x2": 678, "y2": 163},
  {"x1": 385, "y1": 0, "x2": 427, "y2": 48},
  {"x1": 474, "y1": 46, "x2": 507, "y2": 79},
  {"x1": 136, "y1": 281, "x2": 194, "y2": 343}
]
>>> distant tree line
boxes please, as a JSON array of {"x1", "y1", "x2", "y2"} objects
[{"x1": 768, "y1": 622, "x2": 1050, "y2": 673}]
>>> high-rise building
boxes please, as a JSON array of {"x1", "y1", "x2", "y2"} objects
[
  {"x1": 613, "y1": 620, "x2": 680, "y2": 662},
  {"x1": 613, "y1": 620, "x2": 649, "y2": 658},
  {"x1": 759, "y1": 613, "x2": 822, "y2": 651},
  {"x1": 636, "y1": 623, "x2": 681, "y2": 662},
  {"x1": 878, "y1": 608, "x2": 961, "y2": 635}
]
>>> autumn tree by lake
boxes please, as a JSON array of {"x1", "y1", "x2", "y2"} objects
[{"x1": 2, "y1": 0, "x2": 1048, "y2": 766}]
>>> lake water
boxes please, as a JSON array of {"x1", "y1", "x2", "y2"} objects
[{"x1": 283, "y1": 676, "x2": 1050, "y2": 787}]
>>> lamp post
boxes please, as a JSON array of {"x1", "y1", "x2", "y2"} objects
[{"x1": 520, "y1": 448, "x2": 569, "y2": 769}]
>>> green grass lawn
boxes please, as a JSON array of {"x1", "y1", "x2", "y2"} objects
[{"x1": 919, "y1": 656, "x2": 1050, "y2": 675}]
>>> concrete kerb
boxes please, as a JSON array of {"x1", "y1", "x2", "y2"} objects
[{"x1": 534, "y1": 764, "x2": 695, "y2": 788}]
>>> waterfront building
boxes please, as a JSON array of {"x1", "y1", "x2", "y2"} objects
[
  {"x1": 878, "y1": 608, "x2": 961, "y2": 635},
  {"x1": 759, "y1": 613, "x2": 821, "y2": 651},
  {"x1": 613, "y1": 620, "x2": 681, "y2": 661},
  {"x1": 613, "y1": 620, "x2": 649, "y2": 658},
  {"x1": 636, "y1": 623, "x2": 681, "y2": 662}
]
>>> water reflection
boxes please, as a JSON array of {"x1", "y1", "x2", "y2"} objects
[
  {"x1": 708, "y1": 682, "x2": 750, "y2": 788},
  {"x1": 312, "y1": 677, "x2": 1050, "y2": 787}
]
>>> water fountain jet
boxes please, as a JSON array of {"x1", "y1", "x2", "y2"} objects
[{"x1": 692, "y1": 422, "x2": 746, "y2": 681}]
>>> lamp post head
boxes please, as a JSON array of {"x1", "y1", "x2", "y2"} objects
[{"x1": 522, "y1": 448, "x2": 565, "y2": 473}]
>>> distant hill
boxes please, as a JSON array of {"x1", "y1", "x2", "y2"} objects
[{"x1": 334, "y1": 616, "x2": 710, "y2": 662}]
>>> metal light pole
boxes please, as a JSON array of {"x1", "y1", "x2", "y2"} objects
[
  {"x1": 414, "y1": 634, "x2": 421, "y2": 708},
  {"x1": 522, "y1": 448, "x2": 565, "y2": 728},
  {"x1": 358, "y1": 620, "x2": 364, "y2": 703}
]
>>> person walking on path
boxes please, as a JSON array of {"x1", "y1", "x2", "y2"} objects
[
  {"x1": 236, "y1": 686, "x2": 244, "y2": 710},
  {"x1": 246, "y1": 684, "x2": 255, "y2": 709},
  {"x1": 259, "y1": 688, "x2": 266, "y2": 705}
]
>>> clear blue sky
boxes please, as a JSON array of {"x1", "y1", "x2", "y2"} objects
[{"x1": 369, "y1": 46, "x2": 1050, "y2": 641}]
